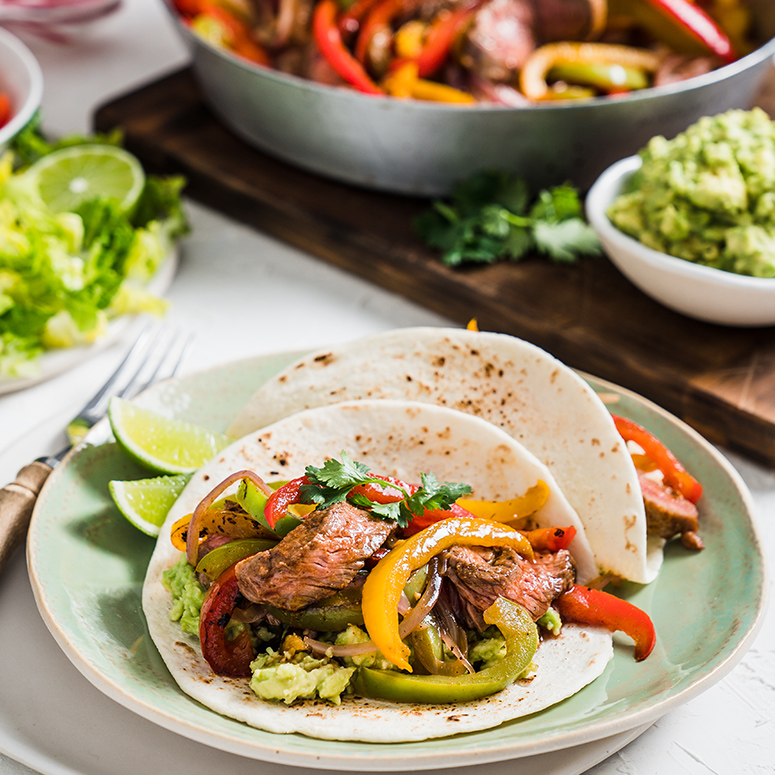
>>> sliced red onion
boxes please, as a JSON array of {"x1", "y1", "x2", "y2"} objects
[
  {"x1": 434, "y1": 585, "x2": 475, "y2": 674},
  {"x1": 186, "y1": 469, "x2": 273, "y2": 565},
  {"x1": 273, "y1": 0, "x2": 298, "y2": 47}
]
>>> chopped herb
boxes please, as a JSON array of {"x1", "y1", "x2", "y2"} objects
[
  {"x1": 414, "y1": 170, "x2": 601, "y2": 267},
  {"x1": 301, "y1": 452, "x2": 471, "y2": 528}
]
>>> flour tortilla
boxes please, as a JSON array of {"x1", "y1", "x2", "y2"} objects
[
  {"x1": 227, "y1": 328, "x2": 658, "y2": 584},
  {"x1": 144, "y1": 400, "x2": 613, "y2": 742}
]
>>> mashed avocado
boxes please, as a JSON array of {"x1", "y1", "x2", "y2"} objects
[
  {"x1": 250, "y1": 648, "x2": 355, "y2": 705},
  {"x1": 607, "y1": 108, "x2": 775, "y2": 278},
  {"x1": 162, "y1": 555, "x2": 205, "y2": 635}
]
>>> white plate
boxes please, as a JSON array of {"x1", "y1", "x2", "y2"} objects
[{"x1": 0, "y1": 248, "x2": 178, "y2": 395}]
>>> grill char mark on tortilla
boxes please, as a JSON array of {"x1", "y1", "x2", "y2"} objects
[
  {"x1": 235, "y1": 501, "x2": 396, "y2": 610},
  {"x1": 443, "y1": 545, "x2": 576, "y2": 630}
]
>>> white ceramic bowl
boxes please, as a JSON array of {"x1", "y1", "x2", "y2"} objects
[
  {"x1": 0, "y1": 27, "x2": 43, "y2": 151},
  {"x1": 586, "y1": 155, "x2": 775, "y2": 328}
]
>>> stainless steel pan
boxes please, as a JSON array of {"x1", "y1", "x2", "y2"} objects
[{"x1": 167, "y1": 0, "x2": 775, "y2": 196}]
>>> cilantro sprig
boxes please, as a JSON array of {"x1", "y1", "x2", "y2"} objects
[
  {"x1": 301, "y1": 452, "x2": 472, "y2": 529},
  {"x1": 414, "y1": 170, "x2": 601, "y2": 267}
]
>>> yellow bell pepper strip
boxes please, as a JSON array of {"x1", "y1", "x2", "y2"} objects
[
  {"x1": 313, "y1": 0, "x2": 385, "y2": 95},
  {"x1": 393, "y1": 19, "x2": 428, "y2": 59},
  {"x1": 361, "y1": 516, "x2": 533, "y2": 671},
  {"x1": 411, "y1": 78, "x2": 477, "y2": 104},
  {"x1": 612, "y1": 415, "x2": 702, "y2": 503},
  {"x1": 457, "y1": 480, "x2": 549, "y2": 522},
  {"x1": 555, "y1": 585, "x2": 656, "y2": 661},
  {"x1": 171, "y1": 513, "x2": 193, "y2": 551},
  {"x1": 384, "y1": 62, "x2": 476, "y2": 103},
  {"x1": 189, "y1": 2, "x2": 271, "y2": 65},
  {"x1": 352, "y1": 597, "x2": 538, "y2": 702},
  {"x1": 520, "y1": 42, "x2": 662, "y2": 101},
  {"x1": 608, "y1": 0, "x2": 737, "y2": 64}
]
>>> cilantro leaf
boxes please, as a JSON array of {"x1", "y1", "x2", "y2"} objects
[
  {"x1": 301, "y1": 452, "x2": 472, "y2": 529},
  {"x1": 533, "y1": 219, "x2": 602, "y2": 263},
  {"x1": 415, "y1": 171, "x2": 600, "y2": 267}
]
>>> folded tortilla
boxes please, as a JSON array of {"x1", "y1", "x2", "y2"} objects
[
  {"x1": 227, "y1": 328, "x2": 658, "y2": 583},
  {"x1": 144, "y1": 399, "x2": 612, "y2": 742}
]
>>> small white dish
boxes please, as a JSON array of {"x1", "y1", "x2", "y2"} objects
[
  {"x1": 0, "y1": 26, "x2": 43, "y2": 150},
  {"x1": 586, "y1": 156, "x2": 775, "y2": 327}
]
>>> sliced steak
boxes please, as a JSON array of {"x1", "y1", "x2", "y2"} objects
[
  {"x1": 533, "y1": 0, "x2": 605, "y2": 42},
  {"x1": 639, "y1": 471, "x2": 703, "y2": 550},
  {"x1": 461, "y1": 0, "x2": 537, "y2": 82},
  {"x1": 235, "y1": 501, "x2": 396, "y2": 610},
  {"x1": 443, "y1": 544, "x2": 576, "y2": 629}
]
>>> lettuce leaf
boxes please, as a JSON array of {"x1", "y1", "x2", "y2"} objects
[{"x1": 0, "y1": 126, "x2": 188, "y2": 378}]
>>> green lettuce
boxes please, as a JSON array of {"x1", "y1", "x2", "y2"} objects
[{"x1": 0, "y1": 123, "x2": 188, "y2": 378}]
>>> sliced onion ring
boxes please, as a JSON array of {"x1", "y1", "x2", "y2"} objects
[{"x1": 186, "y1": 470, "x2": 273, "y2": 566}]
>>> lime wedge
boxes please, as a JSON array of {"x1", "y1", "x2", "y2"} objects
[
  {"x1": 108, "y1": 396, "x2": 232, "y2": 475},
  {"x1": 26, "y1": 144, "x2": 145, "y2": 214},
  {"x1": 109, "y1": 474, "x2": 190, "y2": 537}
]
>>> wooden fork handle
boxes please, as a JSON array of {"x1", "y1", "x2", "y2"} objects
[{"x1": 0, "y1": 461, "x2": 54, "y2": 575}]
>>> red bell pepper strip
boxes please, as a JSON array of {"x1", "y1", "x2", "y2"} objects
[
  {"x1": 0, "y1": 93, "x2": 10, "y2": 129},
  {"x1": 555, "y1": 584, "x2": 656, "y2": 661},
  {"x1": 608, "y1": 0, "x2": 736, "y2": 64},
  {"x1": 523, "y1": 525, "x2": 577, "y2": 553},
  {"x1": 612, "y1": 415, "x2": 703, "y2": 503},
  {"x1": 313, "y1": 0, "x2": 384, "y2": 95},
  {"x1": 199, "y1": 564, "x2": 255, "y2": 677},
  {"x1": 354, "y1": 0, "x2": 417, "y2": 64},
  {"x1": 339, "y1": 0, "x2": 383, "y2": 36},
  {"x1": 411, "y1": 5, "x2": 477, "y2": 78},
  {"x1": 263, "y1": 475, "x2": 309, "y2": 528}
]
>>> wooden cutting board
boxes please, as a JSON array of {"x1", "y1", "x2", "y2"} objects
[{"x1": 94, "y1": 67, "x2": 775, "y2": 467}]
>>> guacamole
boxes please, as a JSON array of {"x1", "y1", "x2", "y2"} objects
[{"x1": 607, "y1": 108, "x2": 775, "y2": 278}]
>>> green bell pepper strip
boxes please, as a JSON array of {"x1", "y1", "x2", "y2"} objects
[
  {"x1": 409, "y1": 614, "x2": 467, "y2": 677},
  {"x1": 238, "y1": 477, "x2": 302, "y2": 537},
  {"x1": 195, "y1": 537, "x2": 277, "y2": 581},
  {"x1": 265, "y1": 586, "x2": 366, "y2": 631},
  {"x1": 548, "y1": 61, "x2": 650, "y2": 92},
  {"x1": 352, "y1": 597, "x2": 538, "y2": 703}
]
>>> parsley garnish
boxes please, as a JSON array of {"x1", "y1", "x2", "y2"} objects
[
  {"x1": 301, "y1": 452, "x2": 472, "y2": 529},
  {"x1": 414, "y1": 170, "x2": 601, "y2": 267}
]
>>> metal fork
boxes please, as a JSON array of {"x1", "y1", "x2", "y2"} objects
[{"x1": 0, "y1": 323, "x2": 192, "y2": 575}]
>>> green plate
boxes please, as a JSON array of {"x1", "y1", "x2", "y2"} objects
[{"x1": 27, "y1": 353, "x2": 767, "y2": 771}]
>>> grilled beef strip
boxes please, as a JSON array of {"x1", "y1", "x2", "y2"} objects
[
  {"x1": 638, "y1": 471, "x2": 704, "y2": 551},
  {"x1": 442, "y1": 544, "x2": 576, "y2": 630},
  {"x1": 235, "y1": 501, "x2": 397, "y2": 611}
]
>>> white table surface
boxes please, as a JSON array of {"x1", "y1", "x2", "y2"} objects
[{"x1": 0, "y1": 2, "x2": 773, "y2": 773}]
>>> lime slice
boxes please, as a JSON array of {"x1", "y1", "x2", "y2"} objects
[
  {"x1": 108, "y1": 396, "x2": 232, "y2": 475},
  {"x1": 109, "y1": 474, "x2": 190, "y2": 537},
  {"x1": 26, "y1": 144, "x2": 145, "y2": 214}
]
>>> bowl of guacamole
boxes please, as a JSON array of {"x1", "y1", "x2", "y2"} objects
[{"x1": 586, "y1": 108, "x2": 775, "y2": 327}]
